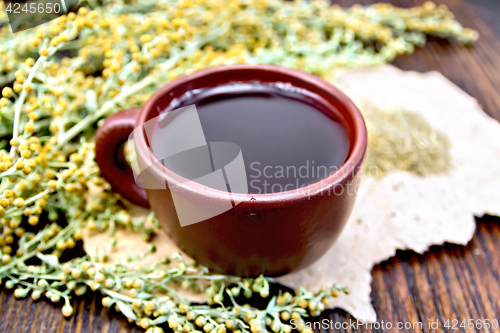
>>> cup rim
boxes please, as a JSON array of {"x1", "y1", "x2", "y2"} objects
[{"x1": 134, "y1": 64, "x2": 367, "y2": 202}]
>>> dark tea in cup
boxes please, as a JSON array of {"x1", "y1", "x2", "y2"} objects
[{"x1": 149, "y1": 81, "x2": 350, "y2": 195}]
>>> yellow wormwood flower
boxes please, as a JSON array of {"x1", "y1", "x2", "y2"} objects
[
  {"x1": 140, "y1": 34, "x2": 152, "y2": 43},
  {"x1": 78, "y1": 7, "x2": 88, "y2": 15},
  {"x1": 25, "y1": 58, "x2": 35, "y2": 67},
  {"x1": 14, "y1": 198, "x2": 25, "y2": 208}
]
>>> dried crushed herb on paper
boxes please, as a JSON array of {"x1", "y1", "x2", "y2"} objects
[{"x1": 364, "y1": 107, "x2": 451, "y2": 178}]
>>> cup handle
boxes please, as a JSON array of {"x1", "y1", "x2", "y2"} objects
[{"x1": 95, "y1": 108, "x2": 150, "y2": 208}]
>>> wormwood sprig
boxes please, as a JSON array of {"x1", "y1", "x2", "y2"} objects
[
  {"x1": 0, "y1": 0, "x2": 477, "y2": 331},
  {"x1": 4, "y1": 249, "x2": 348, "y2": 333}
]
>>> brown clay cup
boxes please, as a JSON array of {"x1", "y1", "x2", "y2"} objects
[{"x1": 94, "y1": 64, "x2": 367, "y2": 277}]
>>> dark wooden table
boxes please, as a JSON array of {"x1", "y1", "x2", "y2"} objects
[{"x1": 2, "y1": 0, "x2": 500, "y2": 332}]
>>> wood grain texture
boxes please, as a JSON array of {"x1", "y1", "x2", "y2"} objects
[{"x1": 1, "y1": 0, "x2": 500, "y2": 332}]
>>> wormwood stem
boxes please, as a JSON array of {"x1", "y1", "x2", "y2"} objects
[
  {"x1": 4, "y1": 189, "x2": 50, "y2": 216},
  {"x1": 56, "y1": 76, "x2": 155, "y2": 149},
  {"x1": 0, "y1": 217, "x2": 82, "y2": 274}
]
